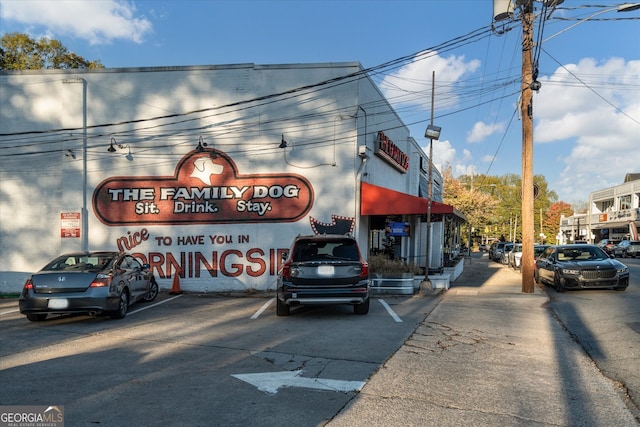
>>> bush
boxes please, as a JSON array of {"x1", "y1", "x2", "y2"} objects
[{"x1": 367, "y1": 255, "x2": 423, "y2": 276}]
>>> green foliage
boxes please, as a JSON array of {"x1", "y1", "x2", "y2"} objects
[
  {"x1": 0, "y1": 32, "x2": 104, "y2": 70},
  {"x1": 442, "y1": 168, "x2": 500, "y2": 235},
  {"x1": 444, "y1": 169, "x2": 568, "y2": 243}
]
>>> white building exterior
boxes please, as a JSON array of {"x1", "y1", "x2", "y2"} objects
[
  {"x1": 0, "y1": 63, "x2": 463, "y2": 294},
  {"x1": 559, "y1": 174, "x2": 640, "y2": 244}
]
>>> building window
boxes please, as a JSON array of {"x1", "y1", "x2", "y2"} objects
[
  {"x1": 619, "y1": 194, "x2": 632, "y2": 210},
  {"x1": 600, "y1": 200, "x2": 614, "y2": 212}
]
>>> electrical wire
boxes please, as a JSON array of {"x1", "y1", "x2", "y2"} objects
[{"x1": 541, "y1": 46, "x2": 640, "y2": 126}]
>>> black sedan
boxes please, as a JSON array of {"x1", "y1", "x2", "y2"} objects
[
  {"x1": 19, "y1": 251, "x2": 158, "y2": 321},
  {"x1": 534, "y1": 244, "x2": 629, "y2": 292}
]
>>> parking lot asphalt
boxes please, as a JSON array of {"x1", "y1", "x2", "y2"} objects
[
  {"x1": 327, "y1": 253, "x2": 640, "y2": 427},
  {"x1": 2, "y1": 254, "x2": 638, "y2": 426}
]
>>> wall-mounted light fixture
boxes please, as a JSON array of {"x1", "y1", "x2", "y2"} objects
[
  {"x1": 107, "y1": 138, "x2": 133, "y2": 160},
  {"x1": 197, "y1": 136, "x2": 208, "y2": 151},
  {"x1": 107, "y1": 137, "x2": 119, "y2": 152},
  {"x1": 279, "y1": 134, "x2": 288, "y2": 149},
  {"x1": 196, "y1": 136, "x2": 217, "y2": 158}
]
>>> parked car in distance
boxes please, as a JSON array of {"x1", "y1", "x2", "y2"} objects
[
  {"x1": 488, "y1": 242, "x2": 498, "y2": 259},
  {"x1": 276, "y1": 234, "x2": 370, "y2": 316},
  {"x1": 19, "y1": 251, "x2": 158, "y2": 321},
  {"x1": 596, "y1": 239, "x2": 619, "y2": 255},
  {"x1": 510, "y1": 244, "x2": 550, "y2": 271},
  {"x1": 508, "y1": 243, "x2": 522, "y2": 269},
  {"x1": 490, "y1": 241, "x2": 507, "y2": 262},
  {"x1": 612, "y1": 240, "x2": 640, "y2": 258},
  {"x1": 501, "y1": 242, "x2": 514, "y2": 265},
  {"x1": 534, "y1": 244, "x2": 629, "y2": 292}
]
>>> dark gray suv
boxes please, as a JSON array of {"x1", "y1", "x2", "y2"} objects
[{"x1": 276, "y1": 234, "x2": 370, "y2": 316}]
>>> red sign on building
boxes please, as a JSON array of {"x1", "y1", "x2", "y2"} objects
[
  {"x1": 60, "y1": 212, "x2": 81, "y2": 238},
  {"x1": 375, "y1": 131, "x2": 409, "y2": 173}
]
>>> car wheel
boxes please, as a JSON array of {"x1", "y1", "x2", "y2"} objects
[
  {"x1": 110, "y1": 290, "x2": 129, "y2": 319},
  {"x1": 354, "y1": 298, "x2": 370, "y2": 315},
  {"x1": 553, "y1": 273, "x2": 564, "y2": 293},
  {"x1": 143, "y1": 277, "x2": 159, "y2": 302},
  {"x1": 26, "y1": 313, "x2": 47, "y2": 322},
  {"x1": 276, "y1": 298, "x2": 289, "y2": 316}
]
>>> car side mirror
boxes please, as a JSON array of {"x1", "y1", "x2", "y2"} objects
[{"x1": 281, "y1": 252, "x2": 288, "y2": 261}]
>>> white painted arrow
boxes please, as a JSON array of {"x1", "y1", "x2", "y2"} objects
[{"x1": 232, "y1": 370, "x2": 365, "y2": 395}]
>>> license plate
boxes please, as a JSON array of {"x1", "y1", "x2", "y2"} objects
[
  {"x1": 48, "y1": 298, "x2": 69, "y2": 309},
  {"x1": 317, "y1": 265, "x2": 334, "y2": 276}
]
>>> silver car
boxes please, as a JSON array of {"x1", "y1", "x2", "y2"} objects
[
  {"x1": 612, "y1": 240, "x2": 640, "y2": 258},
  {"x1": 19, "y1": 251, "x2": 158, "y2": 321},
  {"x1": 508, "y1": 243, "x2": 523, "y2": 269},
  {"x1": 501, "y1": 242, "x2": 514, "y2": 265}
]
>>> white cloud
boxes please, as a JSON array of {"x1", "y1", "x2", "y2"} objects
[
  {"x1": 466, "y1": 121, "x2": 505, "y2": 143},
  {"x1": 0, "y1": 0, "x2": 152, "y2": 44},
  {"x1": 423, "y1": 139, "x2": 474, "y2": 177},
  {"x1": 380, "y1": 50, "x2": 480, "y2": 110},
  {"x1": 482, "y1": 154, "x2": 496, "y2": 163},
  {"x1": 535, "y1": 57, "x2": 640, "y2": 202}
]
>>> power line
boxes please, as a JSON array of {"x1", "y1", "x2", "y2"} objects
[{"x1": 541, "y1": 46, "x2": 640, "y2": 126}]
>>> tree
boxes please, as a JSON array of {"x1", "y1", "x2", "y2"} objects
[
  {"x1": 448, "y1": 171, "x2": 560, "y2": 244},
  {"x1": 442, "y1": 168, "x2": 500, "y2": 248},
  {"x1": 543, "y1": 201, "x2": 573, "y2": 244},
  {"x1": 0, "y1": 32, "x2": 103, "y2": 70}
]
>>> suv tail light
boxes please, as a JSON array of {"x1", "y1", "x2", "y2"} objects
[
  {"x1": 23, "y1": 278, "x2": 33, "y2": 290},
  {"x1": 359, "y1": 262, "x2": 369, "y2": 279},
  {"x1": 280, "y1": 261, "x2": 292, "y2": 281},
  {"x1": 90, "y1": 274, "x2": 113, "y2": 288}
]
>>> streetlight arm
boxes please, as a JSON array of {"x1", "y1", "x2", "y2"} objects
[{"x1": 543, "y1": 4, "x2": 640, "y2": 43}]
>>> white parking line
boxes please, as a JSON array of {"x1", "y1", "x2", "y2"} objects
[
  {"x1": 251, "y1": 298, "x2": 275, "y2": 319},
  {"x1": 378, "y1": 299, "x2": 403, "y2": 322},
  {"x1": 0, "y1": 308, "x2": 20, "y2": 316},
  {"x1": 128, "y1": 294, "x2": 183, "y2": 315}
]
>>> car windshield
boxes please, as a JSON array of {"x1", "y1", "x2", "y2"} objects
[
  {"x1": 42, "y1": 254, "x2": 116, "y2": 272},
  {"x1": 534, "y1": 246, "x2": 548, "y2": 256},
  {"x1": 557, "y1": 247, "x2": 607, "y2": 261},
  {"x1": 292, "y1": 239, "x2": 359, "y2": 262}
]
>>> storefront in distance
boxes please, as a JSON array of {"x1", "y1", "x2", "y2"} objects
[{"x1": 0, "y1": 63, "x2": 463, "y2": 293}]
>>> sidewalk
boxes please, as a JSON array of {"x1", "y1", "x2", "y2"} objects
[{"x1": 328, "y1": 253, "x2": 639, "y2": 426}]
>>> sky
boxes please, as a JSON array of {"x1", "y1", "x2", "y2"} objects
[{"x1": 1, "y1": 0, "x2": 639, "y2": 206}]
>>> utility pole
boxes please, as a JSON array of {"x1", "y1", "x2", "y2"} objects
[
  {"x1": 422, "y1": 71, "x2": 441, "y2": 284},
  {"x1": 520, "y1": 1, "x2": 535, "y2": 293},
  {"x1": 426, "y1": 71, "x2": 435, "y2": 278}
]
